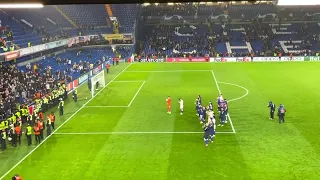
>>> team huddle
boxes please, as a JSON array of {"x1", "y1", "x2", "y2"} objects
[{"x1": 166, "y1": 94, "x2": 229, "y2": 147}]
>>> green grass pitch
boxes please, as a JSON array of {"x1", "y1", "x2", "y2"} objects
[{"x1": 1, "y1": 62, "x2": 320, "y2": 180}]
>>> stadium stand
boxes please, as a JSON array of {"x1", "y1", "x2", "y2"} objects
[
  {"x1": 138, "y1": 3, "x2": 320, "y2": 58},
  {"x1": 110, "y1": 4, "x2": 138, "y2": 33},
  {"x1": 0, "y1": 4, "x2": 136, "y2": 123},
  {"x1": 0, "y1": 45, "x2": 132, "y2": 121},
  {"x1": 0, "y1": 11, "x2": 41, "y2": 53},
  {"x1": 1, "y1": 2, "x2": 319, "y2": 128}
]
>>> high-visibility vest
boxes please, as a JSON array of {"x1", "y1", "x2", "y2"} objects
[
  {"x1": 59, "y1": 101, "x2": 64, "y2": 107},
  {"x1": 15, "y1": 111, "x2": 21, "y2": 118},
  {"x1": 34, "y1": 126, "x2": 40, "y2": 135},
  {"x1": 0, "y1": 121, "x2": 4, "y2": 130},
  {"x1": 26, "y1": 126, "x2": 32, "y2": 135},
  {"x1": 47, "y1": 119, "x2": 51, "y2": 125},
  {"x1": 1, "y1": 131, "x2": 6, "y2": 139},
  {"x1": 49, "y1": 115, "x2": 55, "y2": 122},
  {"x1": 15, "y1": 126, "x2": 21, "y2": 135},
  {"x1": 11, "y1": 115, "x2": 16, "y2": 123},
  {"x1": 38, "y1": 121, "x2": 44, "y2": 130}
]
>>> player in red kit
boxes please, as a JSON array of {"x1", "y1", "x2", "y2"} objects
[{"x1": 166, "y1": 96, "x2": 171, "y2": 114}]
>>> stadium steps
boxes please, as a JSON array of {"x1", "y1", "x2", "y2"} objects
[
  {"x1": 104, "y1": 5, "x2": 112, "y2": 26},
  {"x1": 53, "y1": 5, "x2": 78, "y2": 28},
  {"x1": 105, "y1": 4, "x2": 113, "y2": 17}
]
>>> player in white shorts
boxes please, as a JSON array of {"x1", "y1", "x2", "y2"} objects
[{"x1": 179, "y1": 98, "x2": 184, "y2": 115}]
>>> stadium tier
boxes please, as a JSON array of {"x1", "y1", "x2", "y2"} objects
[
  {"x1": 19, "y1": 47, "x2": 132, "y2": 80},
  {"x1": 139, "y1": 4, "x2": 320, "y2": 57}
]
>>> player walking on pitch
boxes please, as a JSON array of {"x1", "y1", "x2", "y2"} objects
[
  {"x1": 166, "y1": 96, "x2": 171, "y2": 114},
  {"x1": 179, "y1": 98, "x2": 184, "y2": 115}
]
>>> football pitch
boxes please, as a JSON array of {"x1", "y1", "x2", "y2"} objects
[{"x1": 2, "y1": 62, "x2": 320, "y2": 179}]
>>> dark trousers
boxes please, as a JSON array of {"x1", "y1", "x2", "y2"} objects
[
  {"x1": 1, "y1": 139, "x2": 6, "y2": 150},
  {"x1": 47, "y1": 125, "x2": 51, "y2": 136},
  {"x1": 51, "y1": 122, "x2": 55, "y2": 130},
  {"x1": 11, "y1": 134, "x2": 17, "y2": 147},
  {"x1": 35, "y1": 134, "x2": 41, "y2": 144},
  {"x1": 59, "y1": 107, "x2": 64, "y2": 116},
  {"x1": 279, "y1": 114, "x2": 285, "y2": 124},
  {"x1": 73, "y1": 94, "x2": 77, "y2": 102},
  {"x1": 116, "y1": 61, "x2": 119, "y2": 65},
  {"x1": 40, "y1": 129, "x2": 44, "y2": 140},
  {"x1": 106, "y1": 68, "x2": 109, "y2": 73},
  {"x1": 22, "y1": 116, "x2": 27, "y2": 124},
  {"x1": 17, "y1": 135, "x2": 21, "y2": 145},
  {"x1": 26, "y1": 134, "x2": 32, "y2": 145},
  {"x1": 270, "y1": 111, "x2": 274, "y2": 119},
  {"x1": 112, "y1": 60, "x2": 115, "y2": 65}
]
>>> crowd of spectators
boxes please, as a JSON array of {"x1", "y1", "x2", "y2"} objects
[
  {"x1": 142, "y1": 3, "x2": 198, "y2": 17},
  {"x1": 34, "y1": 26, "x2": 70, "y2": 44},
  {"x1": 0, "y1": 62, "x2": 64, "y2": 121},
  {"x1": 54, "y1": 50, "x2": 102, "y2": 81},
  {"x1": 141, "y1": 17, "x2": 320, "y2": 58}
]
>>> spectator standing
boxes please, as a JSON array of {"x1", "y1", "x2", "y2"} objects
[
  {"x1": 46, "y1": 116, "x2": 51, "y2": 136},
  {"x1": 15, "y1": 123, "x2": 21, "y2": 146},
  {"x1": 1, "y1": 130, "x2": 6, "y2": 150},
  {"x1": 25, "y1": 123, "x2": 32, "y2": 146}
]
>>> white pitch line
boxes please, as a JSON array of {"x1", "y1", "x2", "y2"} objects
[
  {"x1": 125, "y1": 70, "x2": 211, "y2": 72},
  {"x1": 211, "y1": 70, "x2": 236, "y2": 133},
  {"x1": 112, "y1": 80, "x2": 145, "y2": 83},
  {"x1": 127, "y1": 81, "x2": 146, "y2": 107},
  {"x1": 84, "y1": 106, "x2": 128, "y2": 108},
  {"x1": 0, "y1": 63, "x2": 132, "y2": 180},
  {"x1": 54, "y1": 131, "x2": 235, "y2": 135},
  {"x1": 218, "y1": 82, "x2": 249, "y2": 103}
]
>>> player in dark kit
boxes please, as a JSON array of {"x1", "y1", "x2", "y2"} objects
[
  {"x1": 223, "y1": 99, "x2": 228, "y2": 123},
  {"x1": 203, "y1": 121, "x2": 210, "y2": 147},
  {"x1": 202, "y1": 106, "x2": 207, "y2": 123},
  {"x1": 199, "y1": 106, "x2": 205, "y2": 124},
  {"x1": 197, "y1": 95, "x2": 202, "y2": 105},
  {"x1": 218, "y1": 105, "x2": 227, "y2": 127},
  {"x1": 195, "y1": 99, "x2": 200, "y2": 116},
  {"x1": 278, "y1": 104, "x2": 286, "y2": 124},
  {"x1": 267, "y1": 101, "x2": 276, "y2": 120}
]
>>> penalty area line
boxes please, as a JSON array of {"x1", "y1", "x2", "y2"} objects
[
  {"x1": 84, "y1": 106, "x2": 128, "y2": 108},
  {"x1": 112, "y1": 80, "x2": 145, "y2": 83},
  {"x1": 125, "y1": 70, "x2": 211, "y2": 73},
  {"x1": 54, "y1": 131, "x2": 235, "y2": 135},
  {"x1": 127, "y1": 81, "x2": 146, "y2": 107}
]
